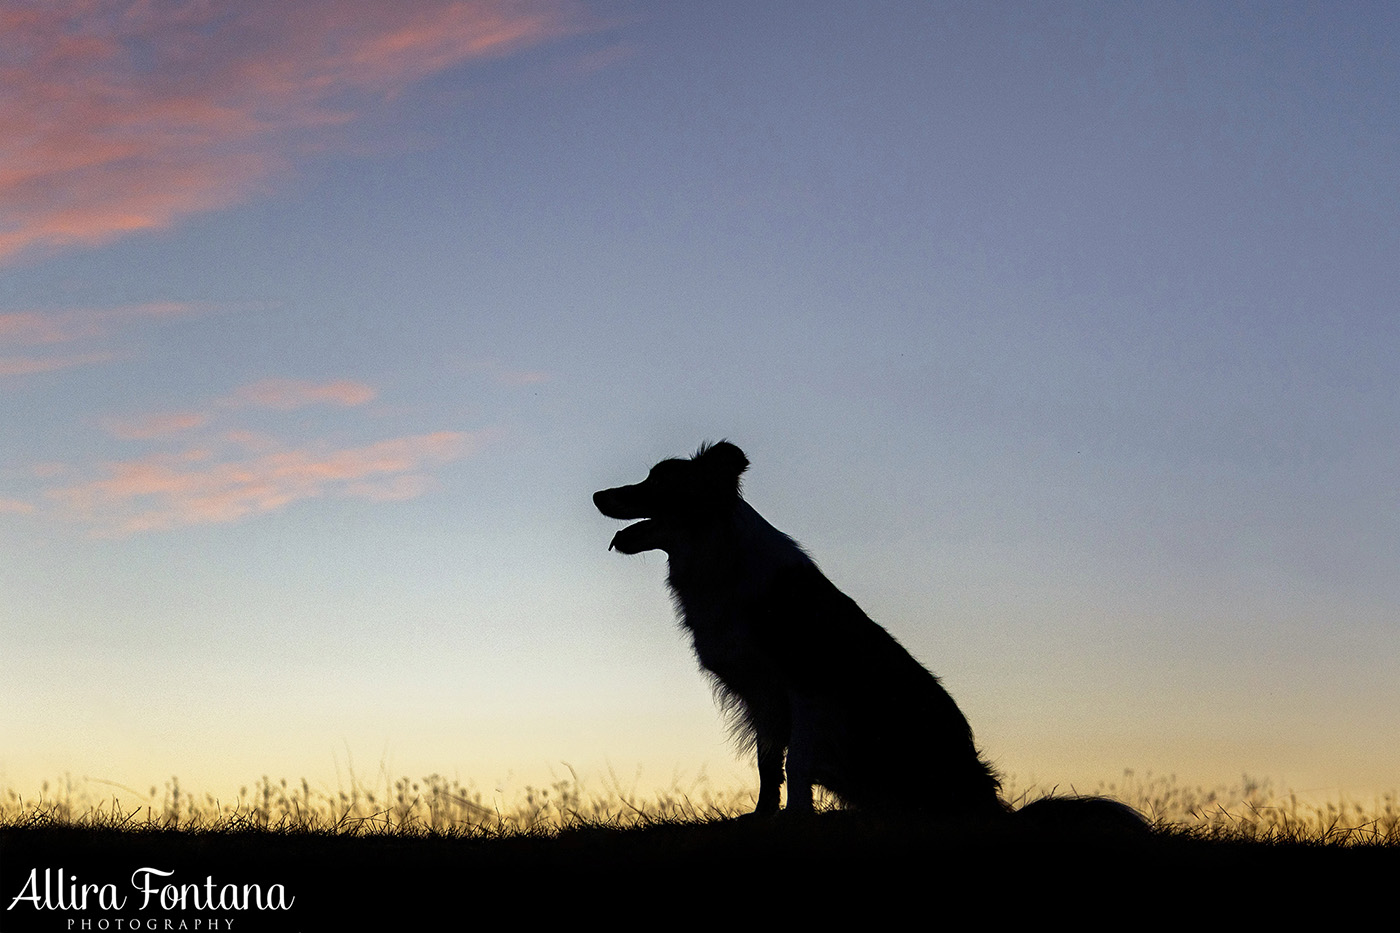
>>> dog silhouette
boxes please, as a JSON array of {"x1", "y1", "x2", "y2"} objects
[{"x1": 595, "y1": 441, "x2": 1005, "y2": 816}]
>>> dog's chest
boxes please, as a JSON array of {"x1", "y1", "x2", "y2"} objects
[
  {"x1": 665, "y1": 563, "x2": 779, "y2": 685},
  {"x1": 661, "y1": 507, "x2": 801, "y2": 681},
  {"x1": 674, "y1": 597, "x2": 759, "y2": 673}
]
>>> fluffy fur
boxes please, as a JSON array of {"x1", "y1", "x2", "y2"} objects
[{"x1": 594, "y1": 440, "x2": 1005, "y2": 817}]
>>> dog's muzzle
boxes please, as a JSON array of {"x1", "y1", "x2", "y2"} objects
[
  {"x1": 596, "y1": 487, "x2": 669, "y2": 554},
  {"x1": 593, "y1": 487, "x2": 645, "y2": 520}
]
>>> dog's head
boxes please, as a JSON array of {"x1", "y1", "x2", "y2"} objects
[{"x1": 594, "y1": 441, "x2": 749, "y2": 554}]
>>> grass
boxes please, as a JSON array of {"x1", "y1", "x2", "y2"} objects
[
  {"x1": 4, "y1": 770, "x2": 1399, "y2": 926},
  {"x1": 2, "y1": 767, "x2": 755, "y2": 835},
  {"x1": 5, "y1": 768, "x2": 1400, "y2": 843}
]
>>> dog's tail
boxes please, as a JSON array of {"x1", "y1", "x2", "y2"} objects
[{"x1": 1012, "y1": 795, "x2": 1151, "y2": 834}]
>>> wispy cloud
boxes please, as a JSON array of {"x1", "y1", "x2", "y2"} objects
[
  {"x1": 99, "y1": 411, "x2": 211, "y2": 441},
  {"x1": 23, "y1": 376, "x2": 482, "y2": 534},
  {"x1": 97, "y1": 378, "x2": 379, "y2": 439},
  {"x1": 0, "y1": 301, "x2": 197, "y2": 378},
  {"x1": 0, "y1": 302, "x2": 191, "y2": 345},
  {"x1": 0, "y1": 0, "x2": 596, "y2": 264},
  {"x1": 469, "y1": 358, "x2": 552, "y2": 386},
  {"x1": 224, "y1": 378, "x2": 378, "y2": 410},
  {"x1": 47, "y1": 430, "x2": 479, "y2": 535},
  {"x1": 0, "y1": 352, "x2": 117, "y2": 377}
]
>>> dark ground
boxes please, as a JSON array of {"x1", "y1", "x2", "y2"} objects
[{"x1": 2, "y1": 813, "x2": 1393, "y2": 929}]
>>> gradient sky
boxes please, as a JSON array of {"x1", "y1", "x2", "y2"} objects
[{"x1": 3, "y1": 1, "x2": 1398, "y2": 809}]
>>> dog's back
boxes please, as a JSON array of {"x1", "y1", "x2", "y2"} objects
[{"x1": 595, "y1": 441, "x2": 1004, "y2": 816}]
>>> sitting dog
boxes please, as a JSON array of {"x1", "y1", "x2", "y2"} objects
[{"x1": 594, "y1": 440, "x2": 1005, "y2": 816}]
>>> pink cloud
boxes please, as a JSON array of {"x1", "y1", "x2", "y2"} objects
[
  {"x1": 469, "y1": 359, "x2": 552, "y2": 386},
  {"x1": 48, "y1": 429, "x2": 480, "y2": 535},
  {"x1": 0, "y1": 302, "x2": 197, "y2": 377},
  {"x1": 0, "y1": 497, "x2": 35, "y2": 515},
  {"x1": 0, "y1": 1, "x2": 596, "y2": 264},
  {"x1": 100, "y1": 411, "x2": 211, "y2": 440},
  {"x1": 224, "y1": 378, "x2": 378, "y2": 410},
  {"x1": 496, "y1": 369, "x2": 550, "y2": 387},
  {"x1": 343, "y1": 473, "x2": 438, "y2": 502},
  {"x1": 96, "y1": 377, "x2": 378, "y2": 438},
  {"x1": 0, "y1": 312, "x2": 79, "y2": 345},
  {"x1": 0, "y1": 302, "x2": 194, "y2": 345},
  {"x1": 0, "y1": 352, "x2": 116, "y2": 376}
]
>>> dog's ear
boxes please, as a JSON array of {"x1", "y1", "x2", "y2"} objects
[{"x1": 695, "y1": 440, "x2": 749, "y2": 479}]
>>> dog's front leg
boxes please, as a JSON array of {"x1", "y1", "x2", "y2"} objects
[{"x1": 754, "y1": 737, "x2": 785, "y2": 815}]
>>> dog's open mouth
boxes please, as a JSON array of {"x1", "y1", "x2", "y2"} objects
[
  {"x1": 609, "y1": 519, "x2": 660, "y2": 554},
  {"x1": 595, "y1": 487, "x2": 668, "y2": 555}
]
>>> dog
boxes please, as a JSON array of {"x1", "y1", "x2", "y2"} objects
[{"x1": 594, "y1": 440, "x2": 1007, "y2": 817}]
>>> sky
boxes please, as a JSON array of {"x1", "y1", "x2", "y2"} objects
[{"x1": 2, "y1": 1, "x2": 1398, "y2": 810}]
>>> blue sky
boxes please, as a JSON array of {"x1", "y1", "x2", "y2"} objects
[{"x1": 3, "y1": 1, "x2": 1398, "y2": 807}]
